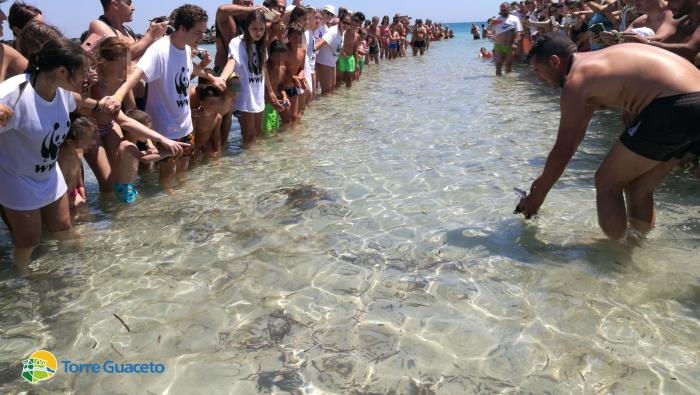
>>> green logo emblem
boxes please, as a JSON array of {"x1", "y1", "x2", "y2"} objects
[{"x1": 21, "y1": 350, "x2": 57, "y2": 383}]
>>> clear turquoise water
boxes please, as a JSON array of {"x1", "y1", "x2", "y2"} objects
[{"x1": 1, "y1": 32, "x2": 699, "y2": 394}]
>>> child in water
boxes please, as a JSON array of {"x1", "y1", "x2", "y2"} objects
[
  {"x1": 114, "y1": 110, "x2": 173, "y2": 203},
  {"x1": 479, "y1": 47, "x2": 492, "y2": 59},
  {"x1": 192, "y1": 84, "x2": 223, "y2": 160},
  {"x1": 58, "y1": 116, "x2": 99, "y2": 209}
]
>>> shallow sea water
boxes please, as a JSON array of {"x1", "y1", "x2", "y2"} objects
[{"x1": 1, "y1": 33, "x2": 699, "y2": 394}]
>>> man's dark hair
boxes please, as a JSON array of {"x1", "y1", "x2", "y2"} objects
[
  {"x1": 352, "y1": 12, "x2": 366, "y2": 24},
  {"x1": 172, "y1": 4, "x2": 207, "y2": 31},
  {"x1": 99, "y1": 0, "x2": 110, "y2": 9},
  {"x1": 527, "y1": 32, "x2": 577, "y2": 63}
]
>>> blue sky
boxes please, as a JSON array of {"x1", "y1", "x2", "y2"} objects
[{"x1": 2, "y1": 1, "x2": 507, "y2": 39}]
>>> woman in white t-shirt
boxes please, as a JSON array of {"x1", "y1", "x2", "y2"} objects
[
  {"x1": 0, "y1": 37, "x2": 111, "y2": 276},
  {"x1": 220, "y1": 10, "x2": 283, "y2": 146}
]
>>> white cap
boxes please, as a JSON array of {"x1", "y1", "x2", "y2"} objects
[{"x1": 323, "y1": 5, "x2": 336, "y2": 16}]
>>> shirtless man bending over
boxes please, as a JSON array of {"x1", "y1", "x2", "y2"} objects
[{"x1": 517, "y1": 33, "x2": 700, "y2": 240}]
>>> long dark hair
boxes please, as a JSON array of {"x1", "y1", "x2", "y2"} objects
[
  {"x1": 288, "y1": 6, "x2": 308, "y2": 25},
  {"x1": 28, "y1": 37, "x2": 90, "y2": 84},
  {"x1": 8, "y1": 1, "x2": 42, "y2": 31},
  {"x1": 241, "y1": 10, "x2": 266, "y2": 76}
]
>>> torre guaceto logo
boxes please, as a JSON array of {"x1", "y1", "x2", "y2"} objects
[{"x1": 21, "y1": 350, "x2": 57, "y2": 383}]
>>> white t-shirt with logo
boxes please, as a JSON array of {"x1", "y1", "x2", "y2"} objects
[
  {"x1": 0, "y1": 74, "x2": 75, "y2": 210},
  {"x1": 229, "y1": 36, "x2": 265, "y2": 113},
  {"x1": 315, "y1": 25, "x2": 343, "y2": 67},
  {"x1": 491, "y1": 14, "x2": 523, "y2": 36},
  {"x1": 137, "y1": 37, "x2": 193, "y2": 140}
]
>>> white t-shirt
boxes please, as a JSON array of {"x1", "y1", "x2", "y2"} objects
[
  {"x1": 315, "y1": 25, "x2": 343, "y2": 67},
  {"x1": 137, "y1": 37, "x2": 193, "y2": 140},
  {"x1": 229, "y1": 36, "x2": 265, "y2": 113},
  {"x1": 0, "y1": 74, "x2": 75, "y2": 210},
  {"x1": 491, "y1": 14, "x2": 523, "y2": 36}
]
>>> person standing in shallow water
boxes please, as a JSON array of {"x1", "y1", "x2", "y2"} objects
[
  {"x1": 0, "y1": 37, "x2": 117, "y2": 276},
  {"x1": 489, "y1": 2, "x2": 523, "y2": 76},
  {"x1": 517, "y1": 33, "x2": 700, "y2": 240}
]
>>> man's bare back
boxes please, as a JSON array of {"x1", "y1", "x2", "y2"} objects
[{"x1": 563, "y1": 44, "x2": 700, "y2": 116}]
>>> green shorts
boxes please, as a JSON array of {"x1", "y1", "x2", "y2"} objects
[
  {"x1": 337, "y1": 55, "x2": 356, "y2": 73},
  {"x1": 358, "y1": 59, "x2": 365, "y2": 71},
  {"x1": 493, "y1": 43, "x2": 514, "y2": 56},
  {"x1": 263, "y1": 103, "x2": 280, "y2": 136}
]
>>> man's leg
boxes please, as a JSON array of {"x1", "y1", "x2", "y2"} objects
[
  {"x1": 493, "y1": 48, "x2": 504, "y2": 76},
  {"x1": 594, "y1": 142, "x2": 666, "y2": 239},
  {"x1": 504, "y1": 48, "x2": 514, "y2": 73},
  {"x1": 624, "y1": 158, "x2": 677, "y2": 233}
]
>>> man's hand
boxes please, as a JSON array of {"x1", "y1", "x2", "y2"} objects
[
  {"x1": 101, "y1": 96, "x2": 122, "y2": 114},
  {"x1": 147, "y1": 21, "x2": 169, "y2": 39},
  {"x1": 515, "y1": 187, "x2": 546, "y2": 219}
]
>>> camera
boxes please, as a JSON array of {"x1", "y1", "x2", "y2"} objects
[
  {"x1": 150, "y1": 16, "x2": 175, "y2": 35},
  {"x1": 194, "y1": 49, "x2": 207, "y2": 60}
]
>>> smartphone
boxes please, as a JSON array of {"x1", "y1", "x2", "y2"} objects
[
  {"x1": 589, "y1": 23, "x2": 605, "y2": 34},
  {"x1": 81, "y1": 33, "x2": 104, "y2": 54},
  {"x1": 263, "y1": 9, "x2": 279, "y2": 22},
  {"x1": 279, "y1": 100, "x2": 290, "y2": 108}
]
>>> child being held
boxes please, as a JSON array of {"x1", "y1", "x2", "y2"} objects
[
  {"x1": 58, "y1": 116, "x2": 99, "y2": 209},
  {"x1": 192, "y1": 84, "x2": 223, "y2": 160},
  {"x1": 114, "y1": 110, "x2": 173, "y2": 203}
]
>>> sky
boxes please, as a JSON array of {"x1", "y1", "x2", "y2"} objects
[{"x1": 1, "y1": 1, "x2": 508, "y2": 39}]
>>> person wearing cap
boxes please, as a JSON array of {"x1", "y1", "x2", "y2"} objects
[
  {"x1": 0, "y1": 0, "x2": 28, "y2": 82},
  {"x1": 314, "y1": 6, "x2": 347, "y2": 95},
  {"x1": 86, "y1": 0, "x2": 168, "y2": 60}
]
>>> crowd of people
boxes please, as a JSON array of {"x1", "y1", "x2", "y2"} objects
[
  {"x1": 477, "y1": 0, "x2": 700, "y2": 75},
  {"x1": 0, "y1": 0, "x2": 456, "y2": 276}
]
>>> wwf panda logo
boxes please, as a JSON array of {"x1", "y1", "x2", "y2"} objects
[
  {"x1": 41, "y1": 121, "x2": 69, "y2": 162},
  {"x1": 175, "y1": 66, "x2": 190, "y2": 96}
]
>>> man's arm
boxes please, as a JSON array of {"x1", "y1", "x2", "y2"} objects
[
  {"x1": 116, "y1": 111, "x2": 185, "y2": 155},
  {"x1": 649, "y1": 26, "x2": 700, "y2": 61},
  {"x1": 129, "y1": 22, "x2": 168, "y2": 59},
  {"x1": 112, "y1": 67, "x2": 145, "y2": 107},
  {"x1": 518, "y1": 81, "x2": 595, "y2": 218}
]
